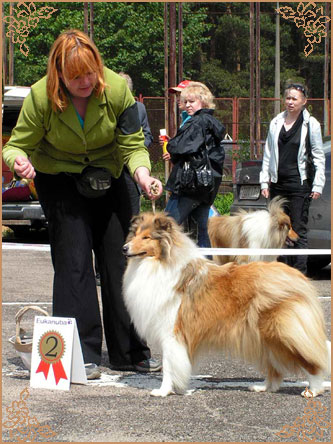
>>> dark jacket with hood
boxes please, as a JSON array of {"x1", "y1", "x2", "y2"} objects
[{"x1": 165, "y1": 108, "x2": 225, "y2": 204}]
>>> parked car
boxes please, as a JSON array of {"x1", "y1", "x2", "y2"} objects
[
  {"x1": 2, "y1": 86, "x2": 47, "y2": 234},
  {"x1": 230, "y1": 139, "x2": 331, "y2": 272}
]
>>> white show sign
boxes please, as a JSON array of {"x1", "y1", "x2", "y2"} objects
[{"x1": 30, "y1": 316, "x2": 87, "y2": 391}]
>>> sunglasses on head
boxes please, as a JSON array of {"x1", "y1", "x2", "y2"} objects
[{"x1": 287, "y1": 84, "x2": 307, "y2": 97}]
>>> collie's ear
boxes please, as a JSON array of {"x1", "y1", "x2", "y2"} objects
[
  {"x1": 278, "y1": 214, "x2": 292, "y2": 231},
  {"x1": 130, "y1": 214, "x2": 145, "y2": 228},
  {"x1": 127, "y1": 214, "x2": 145, "y2": 240},
  {"x1": 154, "y1": 214, "x2": 174, "y2": 232}
]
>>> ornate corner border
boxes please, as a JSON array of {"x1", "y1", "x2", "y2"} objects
[
  {"x1": 2, "y1": 387, "x2": 57, "y2": 442},
  {"x1": 276, "y1": 1, "x2": 331, "y2": 57},
  {"x1": 2, "y1": 1, "x2": 58, "y2": 57},
  {"x1": 275, "y1": 388, "x2": 331, "y2": 441}
]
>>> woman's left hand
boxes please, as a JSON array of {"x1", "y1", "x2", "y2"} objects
[
  {"x1": 134, "y1": 167, "x2": 163, "y2": 200},
  {"x1": 310, "y1": 191, "x2": 321, "y2": 199}
]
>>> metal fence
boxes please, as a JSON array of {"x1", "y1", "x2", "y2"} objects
[{"x1": 140, "y1": 97, "x2": 331, "y2": 174}]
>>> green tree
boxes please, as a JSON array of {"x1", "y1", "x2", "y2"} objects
[
  {"x1": 4, "y1": 2, "x2": 84, "y2": 85},
  {"x1": 5, "y1": 2, "x2": 210, "y2": 96},
  {"x1": 4, "y1": 1, "x2": 329, "y2": 99},
  {"x1": 191, "y1": 2, "x2": 329, "y2": 98},
  {"x1": 93, "y1": 2, "x2": 210, "y2": 95}
]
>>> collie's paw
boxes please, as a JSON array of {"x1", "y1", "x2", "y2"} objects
[
  {"x1": 301, "y1": 388, "x2": 323, "y2": 398},
  {"x1": 174, "y1": 388, "x2": 186, "y2": 395},
  {"x1": 249, "y1": 384, "x2": 267, "y2": 393},
  {"x1": 150, "y1": 388, "x2": 173, "y2": 397}
]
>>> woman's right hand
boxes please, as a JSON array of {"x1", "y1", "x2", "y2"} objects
[
  {"x1": 158, "y1": 134, "x2": 170, "y2": 147},
  {"x1": 159, "y1": 135, "x2": 171, "y2": 160},
  {"x1": 14, "y1": 156, "x2": 36, "y2": 179},
  {"x1": 261, "y1": 189, "x2": 269, "y2": 199}
]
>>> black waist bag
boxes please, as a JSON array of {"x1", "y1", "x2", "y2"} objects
[{"x1": 74, "y1": 166, "x2": 112, "y2": 198}]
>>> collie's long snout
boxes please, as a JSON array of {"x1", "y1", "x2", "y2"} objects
[
  {"x1": 287, "y1": 227, "x2": 299, "y2": 241},
  {"x1": 122, "y1": 243, "x2": 130, "y2": 256},
  {"x1": 285, "y1": 227, "x2": 299, "y2": 246}
]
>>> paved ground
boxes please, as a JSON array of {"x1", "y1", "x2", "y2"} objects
[{"x1": 2, "y1": 245, "x2": 331, "y2": 442}]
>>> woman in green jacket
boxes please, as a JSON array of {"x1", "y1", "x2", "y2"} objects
[{"x1": 3, "y1": 30, "x2": 162, "y2": 378}]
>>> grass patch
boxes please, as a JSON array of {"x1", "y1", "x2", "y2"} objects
[{"x1": 213, "y1": 192, "x2": 234, "y2": 215}]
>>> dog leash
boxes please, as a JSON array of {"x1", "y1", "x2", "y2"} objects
[{"x1": 149, "y1": 181, "x2": 159, "y2": 214}]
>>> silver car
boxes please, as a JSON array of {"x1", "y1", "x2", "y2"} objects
[{"x1": 230, "y1": 139, "x2": 331, "y2": 272}]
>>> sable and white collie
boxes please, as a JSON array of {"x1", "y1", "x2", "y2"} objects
[
  {"x1": 122, "y1": 213, "x2": 330, "y2": 398},
  {"x1": 208, "y1": 196, "x2": 299, "y2": 265}
]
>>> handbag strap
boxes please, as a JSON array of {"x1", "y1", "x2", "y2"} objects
[{"x1": 305, "y1": 117, "x2": 312, "y2": 157}]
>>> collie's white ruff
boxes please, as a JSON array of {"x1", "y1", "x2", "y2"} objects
[
  {"x1": 208, "y1": 196, "x2": 299, "y2": 264},
  {"x1": 123, "y1": 213, "x2": 330, "y2": 397}
]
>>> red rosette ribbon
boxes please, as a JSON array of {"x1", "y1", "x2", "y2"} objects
[{"x1": 36, "y1": 331, "x2": 68, "y2": 385}]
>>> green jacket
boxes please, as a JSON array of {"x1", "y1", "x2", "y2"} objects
[{"x1": 2, "y1": 68, "x2": 150, "y2": 178}]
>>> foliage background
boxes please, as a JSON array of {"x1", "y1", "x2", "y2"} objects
[{"x1": 3, "y1": 2, "x2": 330, "y2": 98}]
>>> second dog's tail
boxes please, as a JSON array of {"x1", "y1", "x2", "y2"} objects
[{"x1": 267, "y1": 196, "x2": 288, "y2": 215}]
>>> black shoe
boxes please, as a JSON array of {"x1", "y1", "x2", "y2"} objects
[
  {"x1": 134, "y1": 358, "x2": 162, "y2": 372},
  {"x1": 110, "y1": 358, "x2": 162, "y2": 372},
  {"x1": 110, "y1": 363, "x2": 135, "y2": 371},
  {"x1": 85, "y1": 363, "x2": 101, "y2": 380}
]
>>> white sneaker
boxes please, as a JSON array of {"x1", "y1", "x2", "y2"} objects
[{"x1": 85, "y1": 363, "x2": 101, "y2": 380}]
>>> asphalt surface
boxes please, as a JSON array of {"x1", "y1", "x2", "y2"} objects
[{"x1": 1, "y1": 243, "x2": 331, "y2": 443}]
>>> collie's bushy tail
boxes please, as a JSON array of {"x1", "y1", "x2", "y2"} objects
[{"x1": 262, "y1": 265, "x2": 329, "y2": 375}]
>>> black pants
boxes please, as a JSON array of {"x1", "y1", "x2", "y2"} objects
[
  {"x1": 94, "y1": 167, "x2": 141, "y2": 275},
  {"x1": 270, "y1": 181, "x2": 312, "y2": 275},
  {"x1": 34, "y1": 170, "x2": 150, "y2": 366}
]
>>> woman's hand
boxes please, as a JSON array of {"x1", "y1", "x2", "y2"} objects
[
  {"x1": 14, "y1": 156, "x2": 36, "y2": 179},
  {"x1": 133, "y1": 167, "x2": 163, "y2": 200},
  {"x1": 261, "y1": 189, "x2": 269, "y2": 199},
  {"x1": 158, "y1": 134, "x2": 170, "y2": 147},
  {"x1": 159, "y1": 135, "x2": 171, "y2": 160},
  {"x1": 310, "y1": 191, "x2": 321, "y2": 199}
]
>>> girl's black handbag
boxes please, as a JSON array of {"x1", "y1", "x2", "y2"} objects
[
  {"x1": 177, "y1": 148, "x2": 214, "y2": 195},
  {"x1": 305, "y1": 122, "x2": 315, "y2": 185}
]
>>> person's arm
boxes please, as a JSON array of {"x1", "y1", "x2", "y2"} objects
[
  {"x1": 259, "y1": 122, "x2": 273, "y2": 197},
  {"x1": 133, "y1": 166, "x2": 163, "y2": 199},
  {"x1": 2, "y1": 90, "x2": 45, "y2": 179},
  {"x1": 309, "y1": 117, "x2": 325, "y2": 197},
  {"x1": 13, "y1": 156, "x2": 36, "y2": 179},
  {"x1": 137, "y1": 101, "x2": 153, "y2": 148},
  {"x1": 114, "y1": 80, "x2": 162, "y2": 199},
  {"x1": 158, "y1": 134, "x2": 171, "y2": 161},
  {"x1": 113, "y1": 82, "x2": 149, "y2": 170}
]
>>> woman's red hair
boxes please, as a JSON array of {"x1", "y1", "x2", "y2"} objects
[{"x1": 47, "y1": 30, "x2": 106, "y2": 112}]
